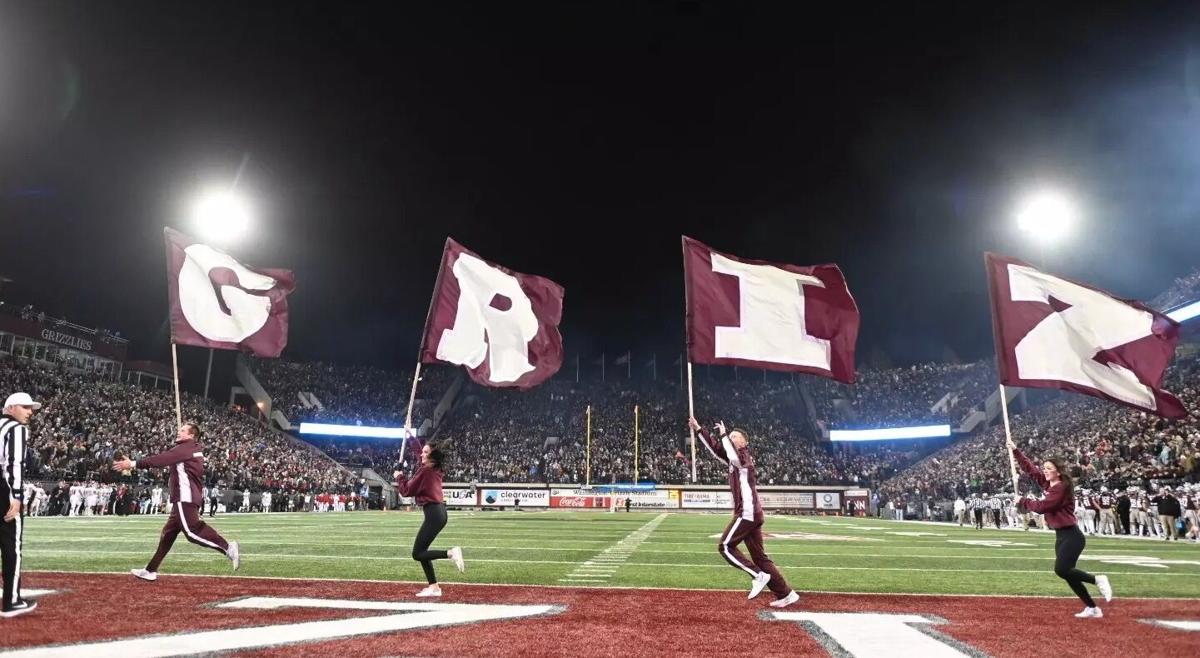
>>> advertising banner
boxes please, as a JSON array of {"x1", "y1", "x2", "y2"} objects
[
  {"x1": 442, "y1": 488, "x2": 477, "y2": 505},
  {"x1": 759, "y1": 492, "x2": 815, "y2": 509},
  {"x1": 680, "y1": 491, "x2": 734, "y2": 509},
  {"x1": 480, "y1": 489, "x2": 550, "y2": 507},
  {"x1": 815, "y1": 491, "x2": 842, "y2": 510}
]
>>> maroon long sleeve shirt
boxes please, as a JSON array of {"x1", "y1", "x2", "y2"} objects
[
  {"x1": 134, "y1": 439, "x2": 206, "y2": 506},
  {"x1": 1013, "y1": 448, "x2": 1077, "y2": 529},
  {"x1": 395, "y1": 465, "x2": 444, "y2": 506}
]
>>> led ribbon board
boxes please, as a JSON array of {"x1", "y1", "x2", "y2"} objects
[
  {"x1": 298, "y1": 423, "x2": 415, "y2": 439},
  {"x1": 829, "y1": 424, "x2": 952, "y2": 442}
]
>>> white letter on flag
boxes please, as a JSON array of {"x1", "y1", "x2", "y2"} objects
[
  {"x1": 437, "y1": 252, "x2": 539, "y2": 383},
  {"x1": 178, "y1": 244, "x2": 278, "y2": 342},
  {"x1": 1008, "y1": 264, "x2": 1157, "y2": 410},
  {"x1": 710, "y1": 254, "x2": 832, "y2": 369}
]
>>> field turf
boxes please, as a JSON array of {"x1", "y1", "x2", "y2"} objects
[{"x1": 21, "y1": 510, "x2": 1200, "y2": 599}]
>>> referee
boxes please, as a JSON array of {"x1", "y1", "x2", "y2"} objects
[{"x1": 1, "y1": 392, "x2": 40, "y2": 618}]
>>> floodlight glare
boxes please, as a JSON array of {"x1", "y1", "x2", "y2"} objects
[
  {"x1": 1015, "y1": 189, "x2": 1077, "y2": 245},
  {"x1": 191, "y1": 188, "x2": 252, "y2": 244}
]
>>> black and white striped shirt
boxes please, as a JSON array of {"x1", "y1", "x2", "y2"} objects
[{"x1": 0, "y1": 414, "x2": 28, "y2": 504}]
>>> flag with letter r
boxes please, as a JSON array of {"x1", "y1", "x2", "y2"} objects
[
  {"x1": 420, "y1": 238, "x2": 564, "y2": 389},
  {"x1": 682, "y1": 236, "x2": 859, "y2": 383}
]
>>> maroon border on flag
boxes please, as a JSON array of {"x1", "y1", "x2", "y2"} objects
[
  {"x1": 164, "y1": 228, "x2": 295, "y2": 357},
  {"x1": 682, "y1": 235, "x2": 859, "y2": 384},
  {"x1": 419, "y1": 237, "x2": 564, "y2": 389}
]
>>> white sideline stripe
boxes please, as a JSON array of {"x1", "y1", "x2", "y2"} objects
[
  {"x1": 1145, "y1": 620, "x2": 1200, "y2": 631},
  {"x1": 26, "y1": 569, "x2": 1200, "y2": 600},
  {"x1": 0, "y1": 597, "x2": 557, "y2": 658},
  {"x1": 27, "y1": 549, "x2": 1200, "y2": 577}
]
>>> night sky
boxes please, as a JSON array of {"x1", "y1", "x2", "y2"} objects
[{"x1": 3, "y1": 2, "x2": 1200, "y2": 387}]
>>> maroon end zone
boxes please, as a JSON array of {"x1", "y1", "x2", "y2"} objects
[{"x1": 2, "y1": 573, "x2": 1198, "y2": 657}]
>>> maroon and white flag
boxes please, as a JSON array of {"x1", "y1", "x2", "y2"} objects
[
  {"x1": 985, "y1": 252, "x2": 1186, "y2": 418},
  {"x1": 683, "y1": 236, "x2": 859, "y2": 383},
  {"x1": 420, "y1": 238, "x2": 564, "y2": 389},
  {"x1": 164, "y1": 228, "x2": 295, "y2": 357}
]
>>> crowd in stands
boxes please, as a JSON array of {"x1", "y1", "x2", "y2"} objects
[
  {"x1": 253, "y1": 356, "x2": 1007, "y2": 488},
  {"x1": 250, "y1": 359, "x2": 455, "y2": 427},
  {"x1": 881, "y1": 354, "x2": 1200, "y2": 502},
  {"x1": 426, "y1": 377, "x2": 928, "y2": 487},
  {"x1": 0, "y1": 356, "x2": 356, "y2": 496},
  {"x1": 1151, "y1": 268, "x2": 1200, "y2": 313},
  {"x1": 807, "y1": 361, "x2": 995, "y2": 429}
]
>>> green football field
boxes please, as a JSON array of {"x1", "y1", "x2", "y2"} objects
[{"x1": 20, "y1": 511, "x2": 1200, "y2": 599}]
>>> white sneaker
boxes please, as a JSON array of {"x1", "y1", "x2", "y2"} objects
[
  {"x1": 448, "y1": 546, "x2": 465, "y2": 573},
  {"x1": 1074, "y1": 607, "x2": 1103, "y2": 618},
  {"x1": 1096, "y1": 575, "x2": 1112, "y2": 603},
  {"x1": 130, "y1": 568, "x2": 158, "y2": 582},
  {"x1": 227, "y1": 541, "x2": 240, "y2": 571},
  {"x1": 416, "y1": 584, "x2": 442, "y2": 598},
  {"x1": 748, "y1": 572, "x2": 771, "y2": 599},
  {"x1": 769, "y1": 591, "x2": 800, "y2": 608},
  {"x1": 0, "y1": 599, "x2": 37, "y2": 618}
]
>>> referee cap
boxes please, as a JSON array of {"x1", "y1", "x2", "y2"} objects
[{"x1": 4, "y1": 392, "x2": 42, "y2": 409}]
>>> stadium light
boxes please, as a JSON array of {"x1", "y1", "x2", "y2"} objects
[
  {"x1": 829, "y1": 424, "x2": 952, "y2": 442},
  {"x1": 191, "y1": 187, "x2": 253, "y2": 245},
  {"x1": 1015, "y1": 189, "x2": 1078, "y2": 247}
]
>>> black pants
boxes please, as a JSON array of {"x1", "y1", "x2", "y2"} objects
[
  {"x1": 412, "y1": 503, "x2": 449, "y2": 584},
  {"x1": 210, "y1": 496, "x2": 219, "y2": 517},
  {"x1": 1, "y1": 514, "x2": 23, "y2": 610},
  {"x1": 974, "y1": 509, "x2": 983, "y2": 528},
  {"x1": 1054, "y1": 525, "x2": 1097, "y2": 607}
]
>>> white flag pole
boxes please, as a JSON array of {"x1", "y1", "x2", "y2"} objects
[
  {"x1": 998, "y1": 384, "x2": 1020, "y2": 494},
  {"x1": 170, "y1": 341, "x2": 183, "y2": 428},
  {"x1": 400, "y1": 361, "x2": 423, "y2": 463},
  {"x1": 687, "y1": 361, "x2": 697, "y2": 483},
  {"x1": 402, "y1": 239, "x2": 452, "y2": 468}
]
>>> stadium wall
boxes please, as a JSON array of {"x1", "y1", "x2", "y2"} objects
[{"x1": 437, "y1": 484, "x2": 870, "y2": 513}]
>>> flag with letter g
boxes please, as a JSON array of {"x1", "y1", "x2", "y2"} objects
[
  {"x1": 682, "y1": 236, "x2": 859, "y2": 384},
  {"x1": 164, "y1": 228, "x2": 294, "y2": 357},
  {"x1": 420, "y1": 238, "x2": 564, "y2": 389},
  {"x1": 985, "y1": 252, "x2": 1186, "y2": 418}
]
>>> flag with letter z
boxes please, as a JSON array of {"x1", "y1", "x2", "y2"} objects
[{"x1": 985, "y1": 252, "x2": 1186, "y2": 418}]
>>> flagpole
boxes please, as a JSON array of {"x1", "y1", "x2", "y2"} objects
[
  {"x1": 575, "y1": 354, "x2": 580, "y2": 384},
  {"x1": 998, "y1": 384, "x2": 1020, "y2": 494},
  {"x1": 687, "y1": 361, "x2": 697, "y2": 483},
  {"x1": 402, "y1": 238, "x2": 452, "y2": 467},
  {"x1": 652, "y1": 354, "x2": 657, "y2": 382},
  {"x1": 170, "y1": 341, "x2": 183, "y2": 427},
  {"x1": 627, "y1": 352, "x2": 632, "y2": 380},
  {"x1": 400, "y1": 361, "x2": 423, "y2": 461},
  {"x1": 678, "y1": 354, "x2": 683, "y2": 388},
  {"x1": 634, "y1": 404, "x2": 639, "y2": 484},
  {"x1": 602, "y1": 352, "x2": 606, "y2": 383},
  {"x1": 585, "y1": 405, "x2": 592, "y2": 488},
  {"x1": 203, "y1": 348, "x2": 214, "y2": 399}
]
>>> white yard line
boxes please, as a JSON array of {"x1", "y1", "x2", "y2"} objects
[{"x1": 556, "y1": 513, "x2": 667, "y2": 584}]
